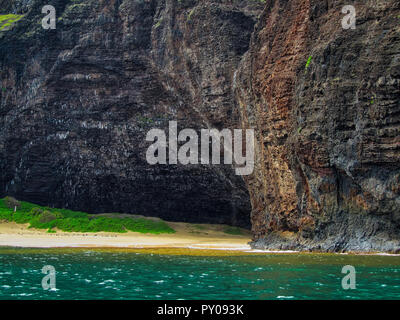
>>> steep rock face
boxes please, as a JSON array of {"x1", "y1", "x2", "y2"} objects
[
  {"x1": 2, "y1": 0, "x2": 399, "y2": 252},
  {"x1": 0, "y1": 0, "x2": 264, "y2": 227},
  {"x1": 235, "y1": 0, "x2": 400, "y2": 251}
]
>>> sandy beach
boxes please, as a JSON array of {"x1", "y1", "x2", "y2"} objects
[{"x1": 0, "y1": 221, "x2": 252, "y2": 250}]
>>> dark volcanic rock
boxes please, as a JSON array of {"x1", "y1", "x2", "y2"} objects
[
  {"x1": 235, "y1": 0, "x2": 400, "y2": 252},
  {"x1": 0, "y1": 0, "x2": 264, "y2": 227}
]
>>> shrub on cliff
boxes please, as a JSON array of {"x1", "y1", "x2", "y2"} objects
[
  {"x1": 29, "y1": 211, "x2": 62, "y2": 230},
  {"x1": 4, "y1": 196, "x2": 21, "y2": 211},
  {"x1": 30, "y1": 207, "x2": 44, "y2": 216},
  {"x1": 39, "y1": 211, "x2": 61, "y2": 223}
]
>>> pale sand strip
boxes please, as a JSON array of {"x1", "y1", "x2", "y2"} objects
[
  {"x1": 2, "y1": 223, "x2": 399, "y2": 255},
  {"x1": 0, "y1": 221, "x2": 252, "y2": 250}
]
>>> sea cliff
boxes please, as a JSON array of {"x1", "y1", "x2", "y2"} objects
[{"x1": 1, "y1": 0, "x2": 399, "y2": 252}]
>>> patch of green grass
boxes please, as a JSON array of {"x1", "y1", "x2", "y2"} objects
[
  {"x1": 52, "y1": 217, "x2": 90, "y2": 232},
  {"x1": 297, "y1": 127, "x2": 303, "y2": 134},
  {"x1": 223, "y1": 226, "x2": 243, "y2": 236},
  {"x1": 305, "y1": 55, "x2": 312, "y2": 70},
  {"x1": 370, "y1": 95, "x2": 376, "y2": 105},
  {"x1": 55, "y1": 208, "x2": 88, "y2": 219},
  {"x1": 154, "y1": 18, "x2": 163, "y2": 29},
  {"x1": 123, "y1": 217, "x2": 175, "y2": 234},
  {"x1": 187, "y1": 8, "x2": 195, "y2": 21},
  {"x1": 13, "y1": 210, "x2": 36, "y2": 224},
  {"x1": 0, "y1": 14, "x2": 24, "y2": 31},
  {"x1": 0, "y1": 208, "x2": 13, "y2": 221},
  {"x1": 0, "y1": 198, "x2": 175, "y2": 234}
]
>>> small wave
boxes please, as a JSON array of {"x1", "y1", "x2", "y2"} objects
[{"x1": 154, "y1": 280, "x2": 165, "y2": 284}]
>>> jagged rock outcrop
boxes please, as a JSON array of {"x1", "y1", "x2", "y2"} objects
[
  {"x1": 235, "y1": 0, "x2": 400, "y2": 252},
  {"x1": 0, "y1": 0, "x2": 264, "y2": 227}
]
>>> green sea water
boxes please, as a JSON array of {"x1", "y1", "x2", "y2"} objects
[{"x1": 0, "y1": 248, "x2": 399, "y2": 300}]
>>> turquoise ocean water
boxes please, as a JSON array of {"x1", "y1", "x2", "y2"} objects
[{"x1": 0, "y1": 248, "x2": 399, "y2": 300}]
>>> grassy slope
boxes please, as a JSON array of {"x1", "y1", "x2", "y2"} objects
[{"x1": 0, "y1": 198, "x2": 176, "y2": 234}]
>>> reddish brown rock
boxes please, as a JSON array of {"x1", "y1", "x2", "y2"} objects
[{"x1": 235, "y1": 0, "x2": 400, "y2": 252}]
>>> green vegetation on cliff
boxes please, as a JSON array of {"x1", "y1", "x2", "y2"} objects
[
  {"x1": 305, "y1": 55, "x2": 312, "y2": 70},
  {"x1": 0, "y1": 14, "x2": 24, "y2": 31},
  {"x1": 0, "y1": 197, "x2": 175, "y2": 234}
]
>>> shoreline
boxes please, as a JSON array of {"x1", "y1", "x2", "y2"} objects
[
  {"x1": 1, "y1": 244, "x2": 399, "y2": 257},
  {"x1": 1, "y1": 222, "x2": 399, "y2": 256},
  {"x1": 0, "y1": 220, "x2": 253, "y2": 251}
]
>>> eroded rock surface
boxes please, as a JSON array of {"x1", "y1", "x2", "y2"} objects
[{"x1": 235, "y1": 0, "x2": 400, "y2": 252}]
